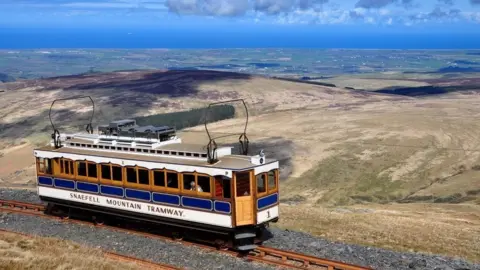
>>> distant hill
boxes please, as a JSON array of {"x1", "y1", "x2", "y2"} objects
[
  {"x1": 0, "y1": 73, "x2": 15, "y2": 83},
  {"x1": 437, "y1": 66, "x2": 480, "y2": 73}
]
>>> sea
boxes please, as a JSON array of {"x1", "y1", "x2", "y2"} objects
[{"x1": 0, "y1": 27, "x2": 478, "y2": 49}]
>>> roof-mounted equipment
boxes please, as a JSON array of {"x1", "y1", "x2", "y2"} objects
[
  {"x1": 204, "y1": 99, "x2": 249, "y2": 164},
  {"x1": 98, "y1": 119, "x2": 176, "y2": 142},
  {"x1": 49, "y1": 95, "x2": 95, "y2": 149}
]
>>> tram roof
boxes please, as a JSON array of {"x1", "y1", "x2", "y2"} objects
[{"x1": 35, "y1": 145, "x2": 278, "y2": 171}]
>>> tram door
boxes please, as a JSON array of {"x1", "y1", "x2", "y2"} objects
[{"x1": 234, "y1": 171, "x2": 254, "y2": 226}]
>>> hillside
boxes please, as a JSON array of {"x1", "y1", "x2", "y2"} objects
[
  {"x1": 1, "y1": 69, "x2": 480, "y2": 203},
  {"x1": 1, "y1": 69, "x2": 479, "y2": 261},
  {"x1": 0, "y1": 69, "x2": 399, "y2": 185}
]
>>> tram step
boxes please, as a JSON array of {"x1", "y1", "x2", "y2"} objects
[
  {"x1": 234, "y1": 232, "x2": 256, "y2": 239},
  {"x1": 236, "y1": 244, "x2": 258, "y2": 251}
]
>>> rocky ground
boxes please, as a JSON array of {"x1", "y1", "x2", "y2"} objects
[{"x1": 1, "y1": 188, "x2": 479, "y2": 270}]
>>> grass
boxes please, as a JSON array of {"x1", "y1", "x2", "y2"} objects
[
  {"x1": 282, "y1": 137, "x2": 449, "y2": 206},
  {"x1": 274, "y1": 203, "x2": 480, "y2": 263},
  {"x1": 0, "y1": 230, "x2": 144, "y2": 270},
  {"x1": 2, "y1": 68, "x2": 480, "y2": 265}
]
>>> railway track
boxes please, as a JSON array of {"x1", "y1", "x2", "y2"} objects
[
  {"x1": 0, "y1": 199, "x2": 373, "y2": 270},
  {"x1": 0, "y1": 228, "x2": 180, "y2": 270}
]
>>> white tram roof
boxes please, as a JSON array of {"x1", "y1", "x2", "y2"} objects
[{"x1": 36, "y1": 132, "x2": 278, "y2": 171}]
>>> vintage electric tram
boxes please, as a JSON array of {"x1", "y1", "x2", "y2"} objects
[{"x1": 34, "y1": 97, "x2": 279, "y2": 251}]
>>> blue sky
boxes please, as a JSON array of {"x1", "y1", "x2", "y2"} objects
[
  {"x1": 0, "y1": 0, "x2": 479, "y2": 48},
  {"x1": 1, "y1": 0, "x2": 480, "y2": 29}
]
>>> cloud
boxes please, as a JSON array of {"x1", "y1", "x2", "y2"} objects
[
  {"x1": 4, "y1": 0, "x2": 480, "y2": 27},
  {"x1": 254, "y1": 0, "x2": 295, "y2": 14},
  {"x1": 438, "y1": 0, "x2": 454, "y2": 5},
  {"x1": 252, "y1": 0, "x2": 329, "y2": 14},
  {"x1": 297, "y1": 0, "x2": 329, "y2": 10},
  {"x1": 349, "y1": 10, "x2": 364, "y2": 19},
  {"x1": 462, "y1": 11, "x2": 480, "y2": 22},
  {"x1": 428, "y1": 7, "x2": 460, "y2": 19},
  {"x1": 164, "y1": 0, "x2": 330, "y2": 16},
  {"x1": 165, "y1": 0, "x2": 249, "y2": 16},
  {"x1": 408, "y1": 7, "x2": 462, "y2": 23},
  {"x1": 354, "y1": 0, "x2": 412, "y2": 9}
]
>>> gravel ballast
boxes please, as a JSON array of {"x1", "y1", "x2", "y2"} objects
[
  {"x1": 0, "y1": 213, "x2": 274, "y2": 270},
  {"x1": 1, "y1": 188, "x2": 479, "y2": 270}
]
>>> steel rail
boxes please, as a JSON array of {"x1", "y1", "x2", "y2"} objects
[
  {"x1": 0, "y1": 199, "x2": 374, "y2": 270},
  {"x1": 250, "y1": 246, "x2": 373, "y2": 270}
]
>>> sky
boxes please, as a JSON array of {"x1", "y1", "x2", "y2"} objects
[{"x1": 0, "y1": 0, "x2": 479, "y2": 48}]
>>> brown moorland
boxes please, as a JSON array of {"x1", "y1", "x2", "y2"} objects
[{"x1": 0, "y1": 69, "x2": 479, "y2": 262}]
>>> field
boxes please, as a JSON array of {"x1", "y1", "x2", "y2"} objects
[
  {"x1": 0, "y1": 230, "x2": 142, "y2": 270},
  {"x1": 277, "y1": 203, "x2": 480, "y2": 262},
  {"x1": 2, "y1": 48, "x2": 480, "y2": 81},
  {"x1": 1, "y1": 49, "x2": 480, "y2": 263}
]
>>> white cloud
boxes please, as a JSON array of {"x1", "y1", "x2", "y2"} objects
[
  {"x1": 365, "y1": 16, "x2": 375, "y2": 23},
  {"x1": 379, "y1": 8, "x2": 389, "y2": 15},
  {"x1": 461, "y1": 11, "x2": 480, "y2": 22},
  {"x1": 3, "y1": 0, "x2": 480, "y2": 26}
]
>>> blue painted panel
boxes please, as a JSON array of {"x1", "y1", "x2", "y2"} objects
[
  {"x1": 54, "y1": 178, "x2": 75, "y2": 190},
  {"x1": 214, "y1": 201, "x2": 231, "y2": 214},
  {"x1": 257, "y1": 193, "x2": 278, "y2": 210},
  {"x1": 100, "y1": 185, "x2": 124, "y2": 197},
  {"x1": 38, "y1": 176, "x2": 53, "y2": 186},
  {"x1": 182, "y1": 196, "x2": 212, "y2": 210},
  {"x1": 125, "y1": 188, "x2": 151, "y2": 201},
  {"x1": 152, "y1": 193, "x2": 180, "y2": 206},
  {"x1": 76, "y1": 182, "x2": 99, "y2": 193}
]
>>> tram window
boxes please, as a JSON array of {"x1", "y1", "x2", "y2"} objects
[
  {"x1": 38, "y1": 158, "x2": 45, "y2": 173},
  {"x1": 126, "y1": 167, "x2": 137, "y2": 183},
  {"x1": 153, "y1": 171, "x2": 165, "y2": 187},
  {"x1": 197, "y1": 175, "x2": 211, "y2": 193},
  {"x1": 60, "y1": 159, "x2": 74, "y2": 176},
  {"x1": 69, "y1": 161, "x2": 74, "y2": 175},
  {"x1": 37, "y1": 158, "x2": 52, "y2": 174},
  {"x1": 256, "y1": 173, "x2": 266, "y2": 193},
  {"x1": 77, "y1": 161, "x2": 87, "y2": 177},
  {"x1": 87, "y1": 163, "x2": 97, "y2": 178},
  {"x1": 112, "y1": 165, "x2": 122, "y2": 182},
  {"x1": 45, "y1": 159, "x2": 52, "y2": 174},
  {"x1": 268, "y1": 170, "x2": 276, "y2": 191},
  {"x1": 101, "y1": 164, "x2": 111, "y2": 180},
  {"x1": 166, "y1": 172, "x2": 178, "y2": 189},
  {"x1": 138, "y1": 168, "x2": 149, "y2": 185},
  {"x1": 215, "y1": 176, "x2": 231, "y2": 199},
  {"x1": 60, "y1": 159, "x2": 64, "y2": 174},
  {"x1": 224, "y1": 182, "x2": 231, "y2": 198},
  {"x1": 183, "y1": 174, "x2": 195, "y2": 190},
  {"x1": 236, "y1": 172, "x2": 250, "y2": 197}
]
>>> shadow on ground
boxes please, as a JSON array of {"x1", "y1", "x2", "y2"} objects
[
  {"x1": 5, "y1": 69, "x2": 251, "y2": 107},
  {"x1": 375, "y1": 84, "x2": 480, "y2": 97},
  {"x1": 1, "y1": 69, "x2": 253, "y2": 143},
  {"x1": 9, "y1": 69, "x2": 250, "y2": 95}
]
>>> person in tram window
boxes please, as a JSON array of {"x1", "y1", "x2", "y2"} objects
[{"x1": 190, "y1": 180, "x2": 203, "y2": 192}]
